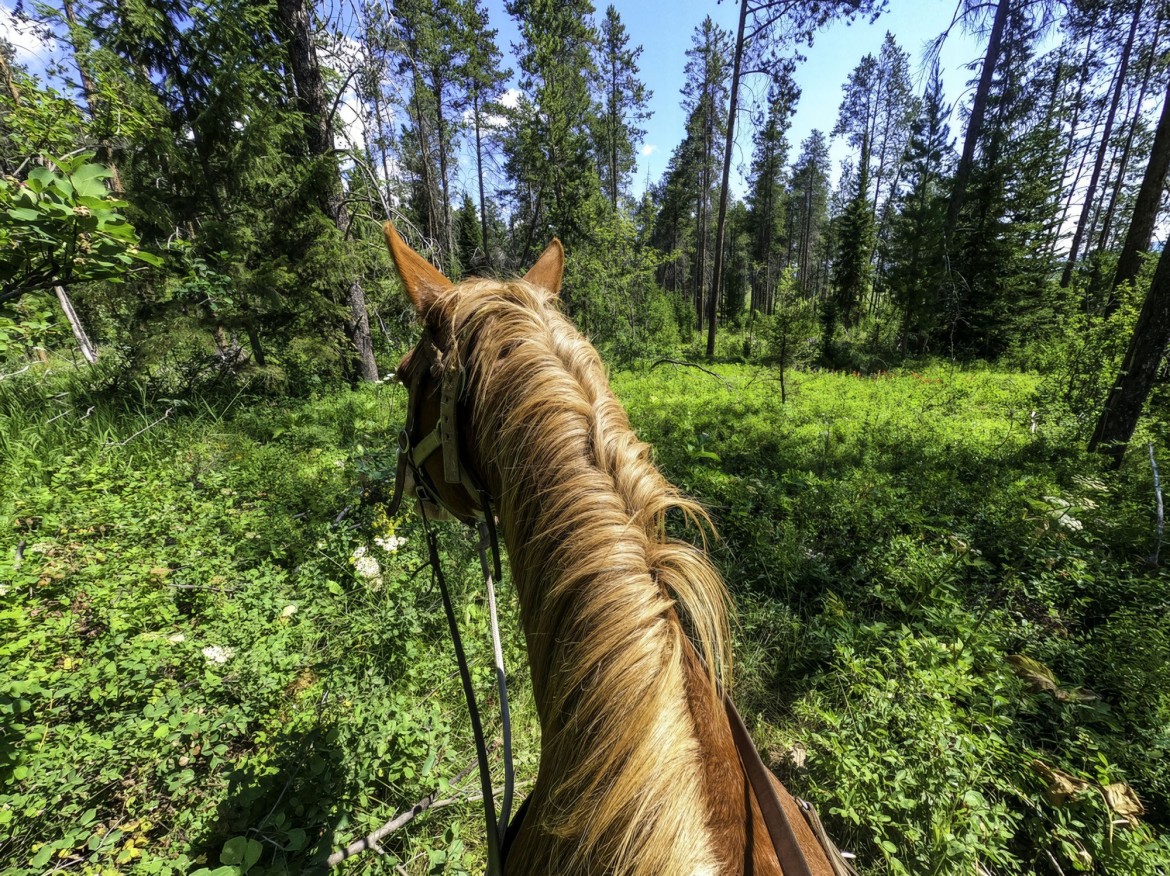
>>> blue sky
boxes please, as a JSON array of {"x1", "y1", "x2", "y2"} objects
[
  {"x1": 481, "y1": 0, "x2": 982, "y2": 198},
  {"x1": 3, "y1": 0, "x2": 982, "y2": 199}
]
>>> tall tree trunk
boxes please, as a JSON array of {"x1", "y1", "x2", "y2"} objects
[
  {"x1": 1094, "y1": 13, "x2": 1162, "y2": 259},
  {"x1": 409, "y1": 71, "x2": 441, "y2": 248},
  {"x1": 1046, "y1": 26, "x2": 1097, "y2": 261},
  {"x1": 1089, "y1": 238, "x2": 1170, "y2": 465},
  {"x1": 472, "y1": 90, "x2": 492, "y2": 269},
  {"x1": 609, "y1": 54, "x2": 619, "y2": 209},
  {"x1": 277, "y1": 0, "x2": 378, "y2": 382},
  {"x1": 707, "y1": 0, "x2": 747, "y2": 358},
  {"x1": 947, "y1": 0, "x2": 1011, "y2": 232},
  {"x1": 1061, "y1": 0, "x2": 1143, "y2": 288},
  {"x1": 1108, "y1": 80, "x2": 1170, "y2": 312},
  {"x1": 430, "y1": 68, "x2": 454, "y2": 270}
]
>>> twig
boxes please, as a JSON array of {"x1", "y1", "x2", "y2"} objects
[
  {"x1": 103, "y1": 408, "x2": 172, "y2": 448},
  {"x1": 1150, "y1": 443, "x2": 1164, "y2": 566},
  {"x1": 0, "y1": 363, "x2": 32, "y2": 381},
  {"x1": 648, "y1": 359, "x2": 735, "y2": 391},
  {"x1": 14, "y1": 539, "x2": 26, "y2": 571},
  {"x1": 324, "y1": 760, "x2": 481, "y2": 868}
]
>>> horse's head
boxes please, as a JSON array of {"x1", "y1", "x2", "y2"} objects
[{"x1": 382, "y1": 221, "x2": 564, "y2": 524}]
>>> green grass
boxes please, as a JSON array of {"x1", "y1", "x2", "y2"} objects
[
  {"x1": 2, "y1": 359, "x2": 1167, "y2": 874},
  {"x1": 0, "y1": 368, "x2": 532, "y2": 875},
  {"x1": 614, "y1": 361, "x2": 1170, "y2": 875}
]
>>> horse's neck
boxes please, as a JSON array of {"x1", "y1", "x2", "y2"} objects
[
  {"x1": 498, "y1": 472, "x2": 691, "y2": 728},
  {"x1": 492, "y1": 447, "x2": 723, "y2": 873}
]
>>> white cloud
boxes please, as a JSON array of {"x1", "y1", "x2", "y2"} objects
[
  {"x1": 500, "y1": 88, "x2": 521, "y2": 110},
  {"x1": 0, "y1": 4, "x2": 60, "y2": 72},
  {"x1": 641, "y1": 144, "x2": 658, "y2": 157}
]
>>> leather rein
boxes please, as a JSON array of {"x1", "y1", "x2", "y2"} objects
[{"x1": 386, "y1": 333, "x2": 855, "y2": 876}]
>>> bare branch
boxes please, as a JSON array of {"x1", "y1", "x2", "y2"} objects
[
  {"x1": 324, "y1": 762, "x2": 526, "y2": 869},
  {"x1": 649, "y1": 359, "x2": 735, "y2": 391}
]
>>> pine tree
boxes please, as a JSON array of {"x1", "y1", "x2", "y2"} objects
[
  {"x1": 458, "y1": 0, "x2": 509, "y2": 269},
  {"x1": 594, "y1": 6, "x2": 651, "y2": 210},
  {"x1": 503, "y1": 0, "x2": 600, "y2": 259},
  {"x1": 681, "y1": 16, "x2": 732, "y2": 332},
  {"x1": 787, "y1": 130, "x2": 831, "y2": 300},
  {"x1": 950, "y1": 5, "x2": 1063, "y2": 355},
  {"x1": 745, "y1": 71, "x2": 798, "y2": 316},
  {"x1": 831, "y1": 160, "x2": 875, "y2": 329},
  {"x1": 886, "y1": 65, "x2": 953, "y2": 350},
  {"x1": 453, "y1": 192, "x2": 484, "y2": 277}
]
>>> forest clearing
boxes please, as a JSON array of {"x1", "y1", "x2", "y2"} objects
[
  {"x1": 3, "y1": 360, "x2": 1167, "y2": 874},
  {"x1": 2, "y1": 0, "x2": 1170, "y2": 872}
]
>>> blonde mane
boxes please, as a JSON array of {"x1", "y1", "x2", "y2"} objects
[{"x1": 424, "y1": 276, "x2": 734, "y2": 874}]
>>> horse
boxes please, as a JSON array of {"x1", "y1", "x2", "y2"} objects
[{"x1": 382, "y1": 222, "x2": 843, "y2": 876}]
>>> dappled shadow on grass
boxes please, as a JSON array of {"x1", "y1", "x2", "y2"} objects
[{"x1": 190, "y1": 721, "x2": 350, "y2": 872}]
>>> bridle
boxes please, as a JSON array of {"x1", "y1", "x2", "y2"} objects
[
  {"x1": 384, "y1": 330, "x2": 856, "y2": 876},
  {"x1": 386, "y1": 329, "x2": 513, "y2": 875}
]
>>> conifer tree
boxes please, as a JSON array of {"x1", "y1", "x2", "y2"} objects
[
  {"x1": 950, "y1": 5, "x2": 1063, "y2": 354},
  {"x1": 458, "y1": 0, "x2": 509, "y2": 269},
  {"x1": 594, "y1": 6, "x2": 651, "y2": 210},
  {"x1": 681, "y1": 16, "x2": 732, "y2": 332},
  {"x1": 787, "y1": 130, "x2": 831, "y2": 300},
  {"x1": 745, "y1": 71, "x2": 798, "y2": 316},
  {"x1": 886, "y1": 66, "x2": 953, "y2": 350},
  {"x1": 504, "y1": 0, "x2": 600, "y2": 259}
]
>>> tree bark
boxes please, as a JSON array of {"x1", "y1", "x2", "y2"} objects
[
  {"x1": 54, "y1": 285, "x2": 98, "y2": 364},
  {"x1": 1107, "y1": 79, "x2": 1170, "y2": 312},
  {"x1": 277, "y1": 0, "x2": 378, "y2": 382},
  {"x1": 1061, "y1": 0, "x2": 1143, "y2": 288},
  {"x1": 472, "y1": 90, "x2": 491, "y2": 269},
  {"x1": 1089, "y1": 239, "x2": 1170, "y2": 466},
  {"x1": 707, "y1": 0, "x2": 747, "y2": 358},
  {"x1": 947, "y1": 0, "x2": 1011, "y2": 232}
]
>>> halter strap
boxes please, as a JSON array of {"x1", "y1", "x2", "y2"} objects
[{"x1": 390, "y1": 334, "x2": 512, "y2": 876}]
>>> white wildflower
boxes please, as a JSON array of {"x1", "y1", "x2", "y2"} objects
[
  {"x1": 1044, "y1": 496, "x2": 1084, "y2": 531},
  {"x1": 202, "y1": 645, "x2": 235, "y2": 665},
  {"x1": 280, "y1": 604, "x2": 297, "y2": 618},
  {"x1": 354, "y1": 555, "x2": 381, "y2": 579},
  {"x1": 351, "y1": 545, "x2": 367, "y2": 560},
  {"x1": 374, "y1": 535, "x2": 408, "y2": 553},
  {"x1": 168, "y1": 633, "x2": 186, "y2": 644}
]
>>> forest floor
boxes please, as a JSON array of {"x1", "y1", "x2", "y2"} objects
[{"x1": 1, "y1": 359, "x2": 1168, "y2": 875}]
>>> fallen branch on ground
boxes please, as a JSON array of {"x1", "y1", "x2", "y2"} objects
[
  {"x1": 103, "y1": 408, "x2": 172, "y2": 449},
  {"x1": 323, "y1": 764, "x2": 529, "y2": 869},
  {"x1": 649, "y1": 359, "x2": 734, "y2": 390}
]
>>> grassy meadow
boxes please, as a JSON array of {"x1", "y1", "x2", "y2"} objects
[{"x1": 2, "y1": 359, "x2": 1168, "y2": 874}]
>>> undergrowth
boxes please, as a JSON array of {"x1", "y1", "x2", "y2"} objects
[
  {"x1": 0, "y1": 367, "x2": 532, "y2": 875},
  {"x1": 2, "y1": 358, "x2": 1167, "y2": 874},
  {"x1": 615, "y1": 361, "x2": 1170, "y2": 875}
]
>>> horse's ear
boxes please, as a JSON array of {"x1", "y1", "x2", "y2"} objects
[
  {"x1": 382, "y1": 221, "x2": 452, "y2": 314},
  {"x1": 523, "y1": 238, "x2": 564, "y2": 295}
]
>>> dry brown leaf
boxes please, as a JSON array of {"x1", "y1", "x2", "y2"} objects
[
  {"x1": 1054, "y1": 685, "x2": 1101, "y2": 703},
  {"x1": 1030, "y1": 759, "x2": 1093, "y2": 805},
  {"x1": 1101, "y1": 783, "x2": 1144, "y2": 823},
  {"x1": 1008, "y1": 654, "x2": 1100, "y2": 702},
  {"x1": 1007, "y1": 654, "x2": 1058, "y2": 694}
]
